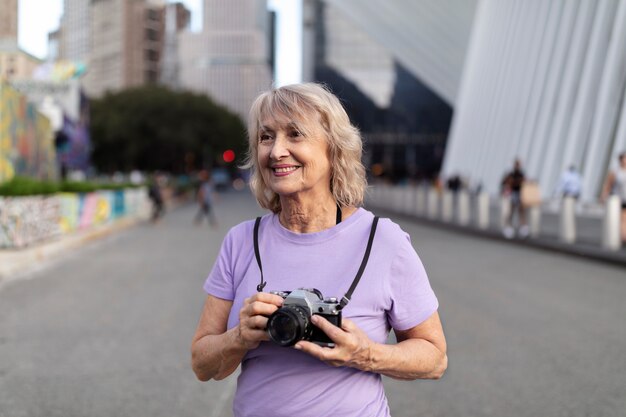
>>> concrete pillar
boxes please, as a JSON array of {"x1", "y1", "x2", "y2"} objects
[
  {"x1": 476, "y1": 192, "x2": 490, "y2": 230},
  {"x1": 499, "y1": 196, "x2": 510, "y2": 229},
  {"x1": 457, "y1": 190, "x2": 470, "y2": 226},
  {"x1": 559, "y1": 196, "x2": 577, "y2": 243},
  {"x1": 427, "y1": 187, "x2": 439, "y2": 219},
  {"x1": 529, "y1": 206, "x2": 541, "y2": 237},
  {"x1": 416, "y1": 185, "x2": 426, "y2": 216},
  {"x1": 392, "y1": 186, "x2": 403, "y2": 212},
  {"x1": 602, "y1": 195, "x2": 621, "y2": 251},
  {"x1": 441, "y1": 190, "x2": 453, "y2": 222}
]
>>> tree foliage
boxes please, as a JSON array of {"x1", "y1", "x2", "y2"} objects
[{"x1": 90, "y1": 86, "x2": 247, "y2": 173}]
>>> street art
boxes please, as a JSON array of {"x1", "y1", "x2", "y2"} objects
[
  {"x1": 0, "y1": 196, "x2": 61, "y2": 248},
  {"x1": 0, "y1": 188, "x2": 149, "y2": 248},
  {"x1": 0, "y1": 82, "x2": 57, "y2": 183}
]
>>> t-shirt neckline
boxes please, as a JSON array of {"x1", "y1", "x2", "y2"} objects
[{"x1": 269, "y1": 207, "x2": 368, "y2": 244}]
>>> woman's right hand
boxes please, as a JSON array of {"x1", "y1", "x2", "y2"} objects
[{"x1": 237, "y1": 292, "x2": 284, "y2": 349}]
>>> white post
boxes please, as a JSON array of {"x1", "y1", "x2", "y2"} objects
[
  {"x1": 500, "y1": 196, "x2": 510, "y2": 229},
  {"x1": 427, "y1": 187, "x2": 439, "y2": 219},
  {"x1": 559, "y1": 196, "x2": 576, "y2": 243},
  {"x1": 603, "y1": 195, "x2": 621, "y2": 251},
  {"x1": 477, "y1": 192, "x2": 490, "y2": 230},
  {"x1": 441, "y1": 191, "x2": 453, "y2": 222},
  {"x1": 529, "y1": 206, "x2": 541, "y2": 237},
  {"x1": 457, "y1": 190, "x2": 470, "y2": 226},
  {"x1": 416, "y1": 185, "x2": 426, "y2": 216},
  {"x1": 404, "y1": 186, "x2": 415, "y2": 214}
]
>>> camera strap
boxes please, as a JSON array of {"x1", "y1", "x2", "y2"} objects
[{"x1": 253, "y1": 212, "x2": 380, "y2": 310}]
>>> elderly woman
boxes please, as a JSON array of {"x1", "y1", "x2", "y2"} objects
[{"x1": 191, "y1": 83, "x2": 447, "y2": 417}]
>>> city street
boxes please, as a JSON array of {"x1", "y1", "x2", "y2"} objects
[{"x1": 1, "y1": 191, "x2": 625, "y2": 417}]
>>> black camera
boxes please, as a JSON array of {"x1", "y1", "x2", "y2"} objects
[{"x1": 266, "y1": 288, "x2": 341, "y2": 348}]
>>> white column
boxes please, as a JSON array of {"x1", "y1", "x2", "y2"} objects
[
  {"x1": 415, "y1": 185, "x2": 426, "y2": 216},
  {"x1": 582, "y1": 0, "x2": 626, "y2": 200},
  {"x1": 559, "y1": 197, "x2": 577, "y2": 244},
  {"x1": 457, "y1": 190, "x2": 470, "y2": 226},
  {"x1": 561, "y1": 0, "x2": 617, "y2": 192},
  {"x1": 499, "y1": 196, "x2": 510, "y2": 229},
  {"x1": 427, "y1": 187, "x2": 439, "y2": 219},
  {"x1": 602, "y1": 195, "x2": 622, "y2": 251},
  {"x1": 476, "y1": 192, "x2": 490, "y2": 230},
  {"x1": 529, "y1": 206, "x2": 541, "y2": 238},
  {"x1": 441, "y1": 191, "x2": 453, "y2": 222}
]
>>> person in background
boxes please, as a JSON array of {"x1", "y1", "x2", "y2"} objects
[
  {"x1": 501, "y1": 158, "x2": 528, "y2": 239},
  {"x1": 601, "y1": 152, "x2": 626, "y2": 243},
  {"x1": 190, "y1": 83, "x2": 447, "y2": 417},
  {"x1": 194, "y1": 170, "x2": 218, "y2": 227},
  {"x1": 147, "y1": 174, "x2": 164, "y2": 223},
  {"x1": 555, "y1": 165, "x2": 582, "y2": 199}
]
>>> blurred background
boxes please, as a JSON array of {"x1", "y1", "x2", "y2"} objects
[{"x1": 1, "y1": 1, "x2": 626, "y2": 416}]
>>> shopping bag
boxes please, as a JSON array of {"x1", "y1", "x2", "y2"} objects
[{"x1": 521, "y1": 181, "x2": 541, "y2": 207}]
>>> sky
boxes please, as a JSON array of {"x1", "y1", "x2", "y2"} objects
[{"x1": 17, "y1": 0, "x2": 301, "y2": 86}]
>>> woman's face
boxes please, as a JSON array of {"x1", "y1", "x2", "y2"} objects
[{"x1": 256, "y1": 112, "x2": 332, "y2": 200}]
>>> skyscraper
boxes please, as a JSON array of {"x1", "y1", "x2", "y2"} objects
[
  {"x1": 0, "y1": 0, "x2": 18, "y2": 43},
  {"x1": 78, "y1": 0, "x2": 189, "y2": 98},
  {"x1": 178, "y1": 0, "x2": 272, "y2": 120}
]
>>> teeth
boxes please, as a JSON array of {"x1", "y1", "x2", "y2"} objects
[{"x1": 274, "y1": 167, "x2": 298, "y2": 173}]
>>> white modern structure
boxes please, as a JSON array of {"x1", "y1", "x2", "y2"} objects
[
  {"x1": 306, "y1": 0, "x2": 625, "y2": 202},
  {"x1": 442, "y1": 0, "x2": 626, "y2": 202}
]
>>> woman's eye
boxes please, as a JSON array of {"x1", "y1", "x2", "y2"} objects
[
  {"x1": 259, "y1": 134, "x2": 272, "y2": 142},
  {"x1": 289, "y1": 130, "x2": 302, "y2": 138}
]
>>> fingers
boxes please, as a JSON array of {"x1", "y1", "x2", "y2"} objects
[{"x1": 241, "y1": 293, "x2": 283, "y2": 318}]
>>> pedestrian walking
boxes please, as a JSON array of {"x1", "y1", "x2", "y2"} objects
[
  {"x1": 555, "y1": 165, "x2": 582, "y2": 199},
  {"x1": 148, "y1": 175, "x2": 164, "y2": 223},
  {"x1": 194, "y1": 170, "x2": 218, "y2": 227},
  {"x1": 191, "y1": 83, "x2": 447, "y2": 417},
  {"x1": 501, "y1": 158, "x2": 528, "y2": 238},
  {"x1": 601, "y1": 152, "x2": 626, "y2": 243}
]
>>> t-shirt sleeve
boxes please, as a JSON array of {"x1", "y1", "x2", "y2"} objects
[
  {"x1": 203, "y1": 229, "x2": 236, "y2": 300},
  {"x1": 385, "y1": 233, "x2": 439, "y2": 331}
]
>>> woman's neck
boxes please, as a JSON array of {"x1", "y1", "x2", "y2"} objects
[{"x1": 278, "y1": 195, "x2": 354, "y2": 233}]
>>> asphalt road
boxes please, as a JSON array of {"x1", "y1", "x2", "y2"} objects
[{"x1": 0, "y1": 191, "x2": 624, "y2": 417}]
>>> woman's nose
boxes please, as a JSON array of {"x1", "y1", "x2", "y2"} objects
[{"x1": 269, "y1": 135, "x2": 289, "y2": 160}]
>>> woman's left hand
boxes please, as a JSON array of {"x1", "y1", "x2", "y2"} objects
[{"x1": 294, "y1": 315, "x2": 374, "y2": 371}]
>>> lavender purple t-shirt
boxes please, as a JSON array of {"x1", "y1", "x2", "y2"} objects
[{"x1": 204, "y1": 208, "x2": 439, "y2": 417}]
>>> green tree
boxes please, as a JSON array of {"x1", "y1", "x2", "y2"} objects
[{"x1": 90, "y1": 86, "x2": 247, "y2": 173}]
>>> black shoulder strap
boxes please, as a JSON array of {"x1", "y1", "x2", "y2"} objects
[
  {"x1": 338, "y1": 216, "x2": 379, "y2": 310},
  {"x1": 253, "y1": 215, "x2": 380, "y2": 302},
  {"x1": 253, "y1": 217, "x2": 266, "y2": 292}
]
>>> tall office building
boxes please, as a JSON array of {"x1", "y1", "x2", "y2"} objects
[
  {"x1": 0, "y1": 0, "x2": 18, "y2": 42},
  {"x1": 159, "y1": 2, "x2": 191, "y2": 89},
  {"x1": 80, "y1": 0, "x2": 189, "y2": 98},
  {"x1": 178, "y1": 0, "x2": 272, "y2": 120},
  {"x1": 60, "y1": 0, "x2": 91, "y2": 63}
]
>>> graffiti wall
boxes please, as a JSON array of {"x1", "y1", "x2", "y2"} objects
[
  {"x1": 0, "y1": 82, "x2": 58, "y2": 183},
  {"x1": 0, "y1": 188, "x2": 149, "y2": 248}
]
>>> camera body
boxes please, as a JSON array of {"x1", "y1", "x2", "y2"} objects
[{"x1": 267, "y1": 288, "x2": 341, "y2": 348}]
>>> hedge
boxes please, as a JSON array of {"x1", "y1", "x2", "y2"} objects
[{"x1": 0, "y1": 177, "x2": 143, "y2": 197}]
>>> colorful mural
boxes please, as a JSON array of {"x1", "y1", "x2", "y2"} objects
[
  {"x1": 0, "y1": 82, "x2": 58, "y2": 184},
  {"x1": 0, "y1": 188, "x2": 150, "y2": 249}
]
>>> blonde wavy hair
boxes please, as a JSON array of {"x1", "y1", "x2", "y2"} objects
[{"x1": 243, "y1": 83, "x2": 367, "y2": 213}]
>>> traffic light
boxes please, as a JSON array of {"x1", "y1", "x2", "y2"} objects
[{"x1": 222, "y1": 149, "x2": 235, "y2": 163}]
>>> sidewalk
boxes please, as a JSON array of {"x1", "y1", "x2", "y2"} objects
[
  {"x1": 366, "y1": 190, "x2": 626, "y2": 268},
  {"x1": 0, "y1": 216, "x2": 145, "y2": 286}
]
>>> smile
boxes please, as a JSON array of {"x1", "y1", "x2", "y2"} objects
[{"x1": 272, "y1": 166, "x2": 299, "y2": 174}]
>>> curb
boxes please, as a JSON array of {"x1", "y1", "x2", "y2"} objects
[
  {"x1": 0, "y1": 217, "x2": 145, "y2": 285},
  {"x1": 370, "y1": 206, "x2": 626, "y2": 269}
]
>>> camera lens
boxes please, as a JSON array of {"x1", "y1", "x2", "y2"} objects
[{"x1": 267, "y1": 305, "x2": 310, "y2": 347}]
